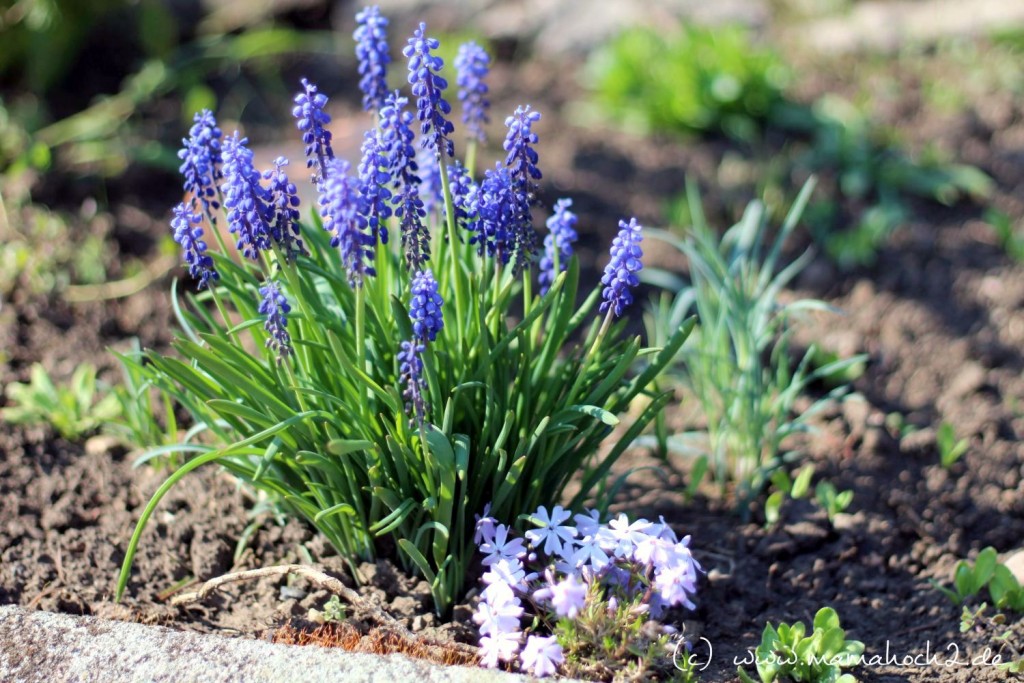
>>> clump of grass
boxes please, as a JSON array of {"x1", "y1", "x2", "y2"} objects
[{"x1": 644, "y1": 179, "x2": 864, "y2": 512}]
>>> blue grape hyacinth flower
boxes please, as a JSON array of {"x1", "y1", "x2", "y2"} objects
[
  {"x1": 358, "y1": 129, "x2": 393, "y2": 244},
  {"x1": 264, "y1": 156, "x2": 306, "y2": 262},
  {"x1": 354, "y1": 5, "x2": 391, "y2": 114},
  {"x1": 222, "y1": 132, "x2": 272, "y2": 260},
  {"x1": 454, "y1": 41, "x2": 491, "y2": 143},
  {"x1": 538, "y1": 198, "x2": 578, "y2": 295},
  {"x1": 409, "y1": 269, "x2": 444, "y2": 342},
  {"x1": 398, "y1": 339, "x2": 427, "y2": 424},
  {"x1": 171, "y1": 201, "x2": 218, "y2": 288},
  {"x1": 178, "y1": 109, "x2": 223, "y2": 223},
  {"x1": 599, "y1": 217, "x2": 644, "y2": 317},
  {"x1": 292, "y1": 78, "x2": 335, "y2": 185},
  {"x1": 403, "y1": 22, "x2": 455, "y2": 158},
  {"x1": 258, "y1": 279, "x2": 292, "y2": 360},
  {"x1": 379, "y1": 92, "x2": 430, "y2": 269},
  {"x1": 319, "y1": 158, "x2": 376, "y2": 287}
]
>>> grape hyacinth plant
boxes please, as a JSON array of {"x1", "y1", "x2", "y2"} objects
[
  {"x1": 473, "y1": 505, "x2": 701, "y2": 679},
  {"x1": 116, "y1": 8, "x2": 694, "y2": 615}
]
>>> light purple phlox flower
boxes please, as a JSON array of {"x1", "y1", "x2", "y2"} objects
[
  {"x1": 474, "y1": 502, "x2": 497, "y2": 544},
  {"x1": 534, "y1": 571, "x2": 587, "y2": 619},
  {"x1": 520, "y1": 635, "x2": 564, "y2": 678},
  {"x1": 473, "y1": 593, "x2": 523, "y2": 636},
  {"x1": 479, "y1": 524, "x2": 527, "y2": 566},
  {"x1": 524, "y1": 505, "x2": 577, "y2": 557},
  {"x1": 479, "y1": 630, "x2": 521, "y2": 668}
]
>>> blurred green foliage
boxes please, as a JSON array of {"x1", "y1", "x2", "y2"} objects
[
  {"x1": 2, "y1": 363, "x2": 121, "y2": 440},
  {"x1": 588, "y1": 24, "x2": 789, "y2": 142},
  {"x1": 588, "y1": 23, "x2": 994, "y2": 268},
  {"x1": 1, "y1": 0, "x2": 338, "y2": 179}
]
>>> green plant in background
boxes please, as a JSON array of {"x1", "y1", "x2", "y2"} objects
[
  {"x1": 643, "y1": 179, "x2": 864, "y2": 511},
  {"x1": 1, "y1": 363, "x2": 121, "y2": 440},
  {"x1": 934, "y1": 547, "x2": 1024, "y2": 612},
  {"x1": 587, "y1": 24, "x2": 789, "y2": 141},
  {"x1": 814, "y1": 481, "x2": 853, "y2": 523},
  {"x1": 107, "y1": 339, "x2": 179, "y2": 454},
  {"x1": 936, "y1": 421, "x2": 968, "y2": 469},
  {"x1": 764, "y1": 464, "x2": 814, "y2": 526},
  {"x1": 985, "y1": 208, "x2": 1024, "y2": 262},
  {"x1": 116, "y1": 15, "x2": 693, "y2": 614},
  {"x1": 737, "y1": 607, "x2": 864, "y2": 683},
  {"x1": 587, "y1": 24, "x2": 992, "y2": 269},
  {"x1": 960, "y1": 603, "x2": 1024, "y2": 673}
]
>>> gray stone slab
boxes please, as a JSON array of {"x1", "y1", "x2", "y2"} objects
[{"x1": 0, "y1": 605, "x2": 551, "y2": 683}]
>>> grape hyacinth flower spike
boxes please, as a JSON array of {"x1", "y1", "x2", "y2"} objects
[
  {"x1": 398, "y1": 339, "x2": 427, "y2": 425},
  {"x1": 403, "y1": 22, "x2": 455, "y2": 158},
  {"x1": 379, "y1": 91, "x2": 430, "y2": 269},
  {"x1": 258, "y1": 279, "x2": 292, "y2": 360},
  {"x1": 502, "y1": 105, "x2": 543, "y2": 272},
  {"x1": 292, "y1": 78, "x2": 334, "y2": 185},
  {"x1": 409, "y1": 269, "x2": 444, "y2": 342},
  {"x1": 319, "y1": 158, "x2": 376, "y2": 288},
  {"x1": 357, "y1": 128, "x2": 393, "y2": 244},
  {"x1": 170, "y1": 202, "x2": 218, "y2": 288},
  {"x1": 178, "y1": 109, "x2": 223, "y2": 223},
  {"x1": 222, "y1": 132, "x2": 272, "y2": 261},
  {"x1": 454, "y1": 41, "x2": 491, "y2": 143},
  {"x1": 264, "y1": 156, "x2": 306, "y2": 263},
  {"x1": 599, "y1": 217, "x2": 644, "y2": 318},
  {"x1": 538, "y1": 198, "x2": 578, "y2": 295},
  {"x1": 354, "y1": 5, "x2": 391, "y2": 114}
]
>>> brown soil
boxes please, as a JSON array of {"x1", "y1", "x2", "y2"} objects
[{"x1": 3, "y1": 25, "x2": 1024, "y2": 683}]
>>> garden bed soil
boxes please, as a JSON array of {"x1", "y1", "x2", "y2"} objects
[{"x1": 3, "y1": 29, "x2": 1024, "y2": 683}]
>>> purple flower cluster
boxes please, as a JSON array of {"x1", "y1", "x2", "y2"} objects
[
  {"x1": 171, "y1": 201, "x2": 218, "y2": 288},
  {"x1": 397, "y1": 339, "x2": 426, "y2": 424},
  {"x1": 538, "y1": 198, "x2": 578, "y2": 295},
  {"x1": 222, "y1": 132, "x2": 273, "y2": 261},
  {"x1": 178, "y1": 109, "x2": 223, "y2": 223},
  {"x1": 403, "y1": 22, "x2": 454, "y2": 158},
  {"x1": 454, "y1": 41, "x2": 490, "y2": 143},
  {"x1": 264, "y1": 156, "x2": 306, "y2": 262},
  {"x1": 409, "y1": 269, "x2": 444, "y2": 342},
  {"x1": 357, "y1": 129, "x2": 393, "y2": 244},
  {"x1": 599, "y1": 217, "x2": 644, "y2": 318},
  {"x1": 354, "y1": 6, "x2": 391, "y2": 113},
  {"x1": 473, "y1": 505, "x2": 700, "y2": 677},
  {"x1": 380, "y1": 92, "x2": 430, "y2": 269},
  {"x1": 292, "y1": 78, "x2": 334, "y2": 185},
  {"x1": 258, "y1": 279, "x2": 292, "y2": 360},
  {"x1": 319, "y1": 158, "x2": 376, "y2": 287}
]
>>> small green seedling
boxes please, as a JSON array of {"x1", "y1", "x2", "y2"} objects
[
  {"x1": 815, "y1": 481, "x2": 853, "y2": 522},
  {"x1": 935, "y1": 547, "x2": 1024, "y2": 612},
  {"x1": 936, "y1": 421, "x2": 968, "y2": 469},
  {"x1": 764, "y1": 464, "x2": 815, "y2": 526},
  {"x1": 960, "y1": 603, "x2": 1024, "y2": 674},
  {"x1": 1, "y1": 362, "x2": 121, "y2": 440},
  {"x1": 737, "y1": 607, "x2": 864, "y2": 683},
  {"x1": 321, "y1": 594, "x2": 347, "y2": 623}
]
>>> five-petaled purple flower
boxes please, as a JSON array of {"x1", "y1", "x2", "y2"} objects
[
  {"x1": 538, "y1": 198, "x2": 578, "y2": 295},
  {"x1": 258, "y1": 279, "x2": 292, "y2": 360},
  {"x1": 454, "y1": 41, "x2": 491, "y2": 143},
  {"x1": 354, "y1": 6, "x2": 391, "y2": 113},
  {"x1": 403, "y1": 22, "x2": 455, "y2": 158},
  {"x1": 171, "y1": 202, "x2": 218, "y2": 288},
  {"x1": 599, "y1": 217, "x2": 644, "y2": 318},
  {"x1": 292, "y1": 78, "x2": 335, "y2": 186},
  {"x1": 520, "y1": 635, "x2": 564, "y2": 678}
]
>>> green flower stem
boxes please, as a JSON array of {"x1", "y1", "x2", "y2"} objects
[
  {"x1": 354, "y1": 284, "x2": 370, "y2": 420},
  {"x1": 566, "y1": 309, "x2": 615, "y2": 405},
  {"x1": 464, "y1": 139, "x2": 478, "y2": 179},
  {"x1": 438, "y1": 156, "x2": 466, "y2": 346}
]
